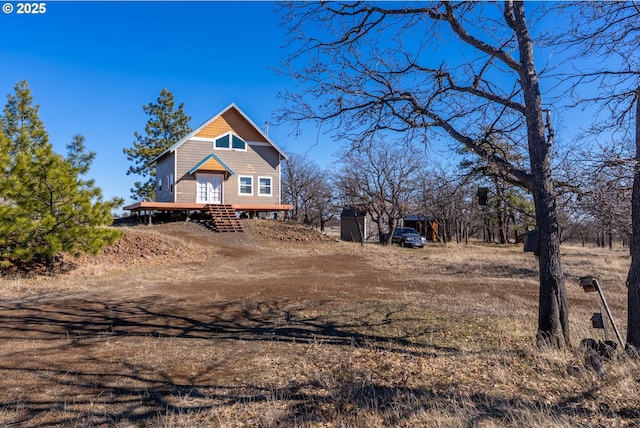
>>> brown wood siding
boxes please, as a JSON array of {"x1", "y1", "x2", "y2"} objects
[
  {"x1": 197, "y1": 157, "x2": 227, "y2": 173},
  {"x1": 214, "y1": 143, "x2": 281, "y2": 205},
  {"x1": 173, "y1": 108, "x2": 282, "y2": 204},
  {"x1": 155, "y1": 153, "x2": 175, "y2": 202},
  {"x1": 174, "y1": 140, "x2": 282, "y2": 204},
  {"x1": 174, "y1": 139, "x2": 213, "y2": 203},
  {"x1": 195, "y1": 117, "x2": 233, "y2": 139},
  {"x1": 221, "y1": 109, "x2": 268, "y2": 142},
  {"x1": 194, "y1": 109, "x2": 268, "y2": 143}
]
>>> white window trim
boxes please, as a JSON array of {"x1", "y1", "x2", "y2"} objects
[
  {"x1": 238, "y1": 175, "x2": 253, "y2": 196},
  {"x1": 172, "y1": 155, "x2": 177, "y2": 202},
  {"x1": 258, "y1": 176, "x2": 272, "y2": 197},
  {"x1": 214, "y1": 131, "x2": 247, "y2": 152},
  {"x1": 190, "y1": 136, "x2": 217, "y2": 142}
]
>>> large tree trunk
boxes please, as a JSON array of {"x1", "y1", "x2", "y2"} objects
[
  {"x1": 494, "y1": 180, "x2": 509, "y2": 244},
  {"x1": 281, "y1": 1, "x2": 574, "y2": 349},
  {"x1": 532, "y1": 182, "x2": 569, "y2": 348},
  {"x1": 386, "y1": 217, "x2": 396, "y2": 245},
  {"x1": 512, "y1": 2, "x2": 569, "y2": 348},
  {"x1": 496, "y1": 210, "x2": 508, "y2": 244},
  {"x1": 627, "y1": 87, "x2": 640, "y2": 349}
]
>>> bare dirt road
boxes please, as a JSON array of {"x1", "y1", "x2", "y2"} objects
[{"x1": 0, "y1": 220, "x2": 633, "y2": 427}]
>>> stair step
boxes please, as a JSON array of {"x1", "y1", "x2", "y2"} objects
[{"x1": 204, "y1": 204, "x2": 243, "y2": 233}]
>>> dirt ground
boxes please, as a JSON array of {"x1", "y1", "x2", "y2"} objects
[{"x1": 0, "y1": 219, "x2": 635, "y2": 427}]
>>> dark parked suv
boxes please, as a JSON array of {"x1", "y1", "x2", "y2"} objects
[{"x1": 392, "y1": 227, "x2": 426, "y2": 248}]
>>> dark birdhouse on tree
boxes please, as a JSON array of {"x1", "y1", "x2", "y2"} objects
[
  {"x1": 522, "y1": 229, "x2": 539, "y2": 255},
  {"x1": 477, "y1": 187, "x2": 489, "y2": 206},
  {"x1": 590, "y1": 313, "x2": 604, "y2": 329},
  {"x1": 579, "y1": 276, "x2": 598, "y2": 293}
]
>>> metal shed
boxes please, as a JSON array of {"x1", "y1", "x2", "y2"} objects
[{"x1": 340, "y1": 207, "x2": 367, "y2": 242}]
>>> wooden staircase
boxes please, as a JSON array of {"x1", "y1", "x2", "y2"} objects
[{"x1": 205, "y1": 204, "x2": 243, "y2": 232}]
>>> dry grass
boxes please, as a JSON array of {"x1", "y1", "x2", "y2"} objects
[{"x1": 0, "y1": 219, "x2": 637, "y2": 427}]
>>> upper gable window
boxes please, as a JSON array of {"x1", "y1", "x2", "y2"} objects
[
  {"x1": 215, "y1": 133, "x2": 246, "y2": 151},
  {"x1": 215, "y1": 134, "x2": 230, "y2": 149},
  {"x1": 231, "y1": 135, "x2": 246, "y2": 150}
]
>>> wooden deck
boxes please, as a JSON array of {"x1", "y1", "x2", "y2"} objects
[{"x1": 123, "y1": 201, "x2": 293, "y2": 213}]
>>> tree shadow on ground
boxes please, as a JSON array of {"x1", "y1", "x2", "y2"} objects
[
  {"x1": 0, "y1": 293, "x2": 636, "y2": 426},
  {"x1": 0, "y1": 293, "x2": 459, "y2": 355}
]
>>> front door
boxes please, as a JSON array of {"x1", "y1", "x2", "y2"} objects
[{"x1": 196, "y1": 173, "x2": 223, "y2": 204}]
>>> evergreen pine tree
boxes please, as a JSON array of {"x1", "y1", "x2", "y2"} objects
[
  {"x1": 66, "y1": 134, "x2": 95, "y2": 175},
  {"x1": 124, "y1": 89, "x2": 192, "y2": 201},
  {"x1": 1, "y1": 80, "x2": 47, "y2": 156},
  {"x1": 0, "y1": 81, "x2": 121, "y2": 274}
]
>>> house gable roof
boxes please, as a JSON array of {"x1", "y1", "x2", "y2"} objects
[
  {"x1": 188, "y1": 153, "x2": 235, "y2": 176},
  {"x1": 156, "y1": 103, "x2": 288, "y2": 162}
]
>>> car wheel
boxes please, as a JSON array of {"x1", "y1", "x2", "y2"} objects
[{"x1": 400, "y1": 240, "x2": 406, "y2": 248}]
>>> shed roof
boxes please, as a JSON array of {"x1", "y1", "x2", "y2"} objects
[{"x1": 341, "y1": 207, "x2": 367, "y2": 218}]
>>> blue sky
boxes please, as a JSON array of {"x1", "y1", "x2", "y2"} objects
[
  {"x1": 0, "y1": 1, "x2": 611, "y2": 210},
  {"x1": 0, "y1": 1, "x2": 334, "y2": 207}
]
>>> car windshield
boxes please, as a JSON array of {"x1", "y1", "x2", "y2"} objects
[{"x1": 395, "y1": 228, "x2": 417, "y2": 235}]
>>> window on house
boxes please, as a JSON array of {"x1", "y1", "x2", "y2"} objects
[
  {"x1": 231, "y1": 135, "x2": 246, "y2": 150},
  {"x1": 259, "y1": 177, "x2": 272, "y2": 196},
  {"x1": 215, "y1": 133, "x2": 246, "y2": 150},
  {"x1": 169, "y1": 174, "x2": 174, "y2": 193},
  {"x1": 215, "y1": 134, "x2": 230, "y2": 149},
  {"x1": 239, "y1": 176, "x2": 253, "y2": 195},
  {"x1": 158, "y1": 178, "x2": 163, "y2": 192}
]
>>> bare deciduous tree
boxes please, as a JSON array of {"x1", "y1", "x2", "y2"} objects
[
  {"x1": 458, "y1": 138, "x2": 534, "y2": 244},
  {"x1": 282, "y1": 153, "x2": 335, "y2": 230},
  {"x1": 335, "y1": 143, "x2": 422, "y2": 244},
  {"x1": 414, "y1": 167, "x2": 473, "y2": 244},
  {"x1": 278, "y1": 1, "x2": 569, "y2": 348},
  {"x1": 559, "y1": 2, "x2": 640, "y2": 348}
]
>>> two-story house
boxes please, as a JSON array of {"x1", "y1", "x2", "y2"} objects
[{"x1": 124, "y1": 103, "x2": 292, "y2": 220}]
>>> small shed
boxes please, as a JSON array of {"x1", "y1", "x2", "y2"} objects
[
  {"x1": 403, "y1": 214, "x2": 439, "y2": 242},
  {"x1": 340, "y1": 207, "x2": 367, "y2": 242}
]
